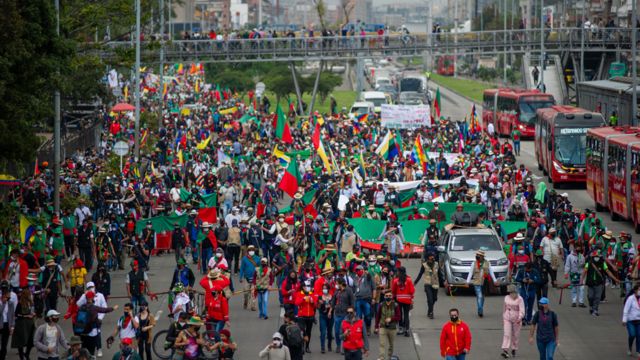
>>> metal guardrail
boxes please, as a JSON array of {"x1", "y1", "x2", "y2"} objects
[{"x1": 86, "y1": 28, "x2": 635, "y2": 63}]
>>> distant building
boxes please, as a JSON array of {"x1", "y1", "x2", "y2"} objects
[{"x1": 578, "y1": 77, "x2": 640, "y2": 126}]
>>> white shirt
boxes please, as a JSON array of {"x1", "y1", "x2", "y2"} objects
[
  {"x1": 0, "y1": 291, "x2": 18, "y2": 322},
  {"x1": 170, "y1": 187, "x2": 181, "y2": 203},
  {"x1": 118, "y1": 316, "x2": 137, "y2": 339},
  {"x1": 541, "y1": 236, "x2": 563, "y2": 262},
  {"x1": 487, "y1": 123, "x2": 495, "y2": 135},
  {"x1": 208, "y1": 256, "x2": 229, "y2": 270}
]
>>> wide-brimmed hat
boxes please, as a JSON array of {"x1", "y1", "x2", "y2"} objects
[
  {"x1": 514, "y1": 233, "x2": 525, "y2": 241},
  {"x1": 207, "y1": 269, "x2": 221, "y2": 279},
  {"x1": 69, "y1": 335, "x2": 82, "y2": 345},
  {"x1": 46, "y1": 258, "x2": 56, "y2": 266},
  {"x1": 321, "y1": 264, "x2": 334, "y2": 275},
  {"x1": 475, "y1": 250, "x2": 486, "y2": 257},
  {"x1": 507, "y1": 284, "x2": 517, "y2": 293},
  {"x1": 187, "y1": 316, "x2": 204, "y2": 326},
  {"x1": 603, "y1": 230, "x2": 613, "y2": 239}
]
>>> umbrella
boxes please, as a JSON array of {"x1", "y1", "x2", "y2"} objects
[{"x1": 111, "y1": 103, "x2": 136, "y2": 112}]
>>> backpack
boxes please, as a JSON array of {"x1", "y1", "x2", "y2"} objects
[
  {"x1": 74, "y1": 305, "x2": 90, "y2": 335},
  {"x1": 285, "y1": 323, "x2": 304, "y2": 348}
]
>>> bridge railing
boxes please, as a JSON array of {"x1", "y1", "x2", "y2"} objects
[{"x1": 88, "y1": 28, "x2": 633, "y2": 62}]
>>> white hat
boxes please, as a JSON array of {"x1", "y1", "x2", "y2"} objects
[
  {"x1": 46, "y1": 310, "x2": 61, "y2": 317},
  {"x1": 86, "y1": 281, "x2": 95, "y2": 289},
  {"x1": 273, "y1": 332, "x2": 283, "y2": 340},
  {"x1": 561, "y1": 193, "x2": 569, "y2": 198}
]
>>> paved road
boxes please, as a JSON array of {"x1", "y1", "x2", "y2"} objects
[{"x1": 20, "y1": 84, "x2": 633, "y2": 360}]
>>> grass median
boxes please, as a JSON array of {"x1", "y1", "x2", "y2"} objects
[{"x1": 429, "y1": 73, "x2": 494, "y2": 103}]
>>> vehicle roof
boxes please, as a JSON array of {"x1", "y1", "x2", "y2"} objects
[
  {"x1": 536, "y1": 106, "x2": 605, "y2": 127},
  {"x1": 362, "y1": 91, "x2": 386, "y2": 98},
  {"x1": 607, "y1": 133, "x2": 640, "y2": 146},
  {"x1": 587, "y1": 126, "x2": 640, "y2": 138},
  {"x1": 351, "y1": 102, "x2": 373, "y2": 107},
  {"x1": 578, "y1": 77, "x2": 640, "y2": 94},
  {"x1": 446, "y1": 227, "x2": 496, "y2": 236},
  {"x1": 483, "y1": 88, "x2": 552, "y2": 99}
]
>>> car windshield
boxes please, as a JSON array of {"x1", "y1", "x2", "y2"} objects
[
  {"x1": 367, "y1": 98, "x2": 386, "y2": 107},
  {"x1": 351, "y1": 107, "x2": 369, "y2": 114},
  {"x1": 450, "y1": 234, "x2": 502, "y2": 252},
  {"x1": 400, "y1": 78, "x2": 423, "y2": 92},
  {"x1": 519, "y1": 100, "x2": 554, "y2": 124},
  {"x1": 555, "y1": 133, "x2": 587, "y2": 166}
]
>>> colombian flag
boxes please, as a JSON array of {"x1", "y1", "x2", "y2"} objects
[
  {"x1": 273, "y1": 145, "x2": 291, "y2": 166},
  {"x1": 20, "y1": 216, "x2": 36, "y2": 244}
]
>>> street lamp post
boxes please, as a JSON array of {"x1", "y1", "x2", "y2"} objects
[
  {"x1": 159, "y1": 0, "x2": 165, "y2": 129},
  {"x1": 54, "y1": 0, "x2": 61, "y2": 215},
  {"x1": 503, "y1": 0, "x2": 507, "y2": 85},
  {"x1": 633, "y1": 0, "x2": 637, "y2": 125},
  {"x1": 539, "y1": 0, "x2": 544, "y2": 90},
  {"x1": 134, "y1": 0, "x2": 141, "y2": 160}
]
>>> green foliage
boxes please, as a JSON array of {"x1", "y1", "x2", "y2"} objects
[
  {"x1": 61, "y1": 193, "x2": 92, "y2": 212},
  {"x1": 0, "y1": 0, "x2": 64, "y2": 164},
  {"x1": 316, "y1": 72, "x2": 343, "y2": 103},
  {"x1": 471, "y1": 3, "x2": 522, "y2": 31},
  {"x1": 477, "y1": 67, "x2": 498, "y2": 82}
]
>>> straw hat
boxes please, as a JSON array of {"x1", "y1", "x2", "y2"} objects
[{"x1": 475, "y1": 249, "x2": 486, "y2": 257}]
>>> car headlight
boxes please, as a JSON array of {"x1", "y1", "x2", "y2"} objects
[
  {"x1": 496, "y1": 258, "x2": 509, "y2": 266},
  {"x1": 450, "y1": 258, "x2": 462, "y2": 265},
  {"x1": 553, "y1": 161, "x2": 567, "y2": 174}
]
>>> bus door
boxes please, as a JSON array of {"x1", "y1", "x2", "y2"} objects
[
  {"x1": 602, "y1": 134, "x2": 631, "y2": 209},
  {"x1": 627, "y1": 142, "x2": 640, "y2": 222}
]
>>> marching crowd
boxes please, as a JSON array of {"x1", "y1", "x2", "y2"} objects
[{"x1": 0, "y1": 63, "x2": 637, "y2": 360}]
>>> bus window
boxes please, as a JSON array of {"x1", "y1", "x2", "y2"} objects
[
  {"x1": 632, "y1": 151, "x2": 640, "y2": 184},
  {"x1": 608, "y1": 145, "x2": 618, "y2": 174}
]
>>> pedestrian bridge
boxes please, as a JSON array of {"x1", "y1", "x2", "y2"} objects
[{"x1": 89, "y1": 28, "x2": 634, "y2": 63}]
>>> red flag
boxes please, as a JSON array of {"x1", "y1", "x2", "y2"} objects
[
  {"x1": 312, "y1": 122, "x2": 321, "y2": 149},
  {"x1": 34, "y1": 158, "x2": 40, "y2": 176},
  {"x1": 197, "y1": 207, "x2": 217, "y2": 224},
  {"x1": 303, "y1": 203, "x2": 318, "y2": 219},
  {"x1": 180, "y1": 135, "x2": 187, "y2": 149},
  {"x1": 278, "y1": 160, "x2": 301, "y2": 197},
  {"x1": 274, "y1": 104, "x2": 293, "y2": 144},
  {"x1": 256, "y1": 198, "x2": 266, "y2": 218}
]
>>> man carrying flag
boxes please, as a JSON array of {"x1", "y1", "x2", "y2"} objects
[
  {"x1": 273, "y1": 104, "x2": 293, "y2": 144},
  {"x1": 434, "y1": 88, "x2": 442, "y2": 119}
]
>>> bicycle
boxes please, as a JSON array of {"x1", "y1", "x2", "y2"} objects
[{"x1": 152, "y1": 320, "x2": 220, "y2": 360}]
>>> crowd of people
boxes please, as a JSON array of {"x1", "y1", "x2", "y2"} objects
[{"x1": 0, "y1": 62, "x2": 636, "y2": 360}]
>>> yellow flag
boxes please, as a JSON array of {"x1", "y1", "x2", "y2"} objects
[
  {"x1": 196, "y1": 136, "x2": 211, "y2": 150},
  {"x1": 123, "y1": 86, "x2": 129, "y2": 101},
  {"x1": 219, "y1": 107, "x2": 237, "y2": 115},
  {"x1": 177, "y1": 149, "x2": 184, "y2": 165},
  {"x1": 317, "y1": 139, "x2": 332, "y2": 173}
]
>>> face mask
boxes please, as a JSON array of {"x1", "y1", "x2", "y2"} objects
[
  {"x1": 450, "y1": 315, "x2": 458, "y2": 322},
  {"x1": 385, "y1": 297, "x2": 393, "y2": 302},
  {"x1": 347, "y1": 312, "x2": 355, "y2": 319},
  {"x1": 356, "y1": 270, "x2": 364, "y2": 276},
  {"x1": 518, "y1": 250, "x2": 525, "y2": 255},
  {"x1": 322, "y1": 288, "x2": 329, "y2": 294},
  {"x1": 304, "y1": 286, "x2": 311, "y2": 292},
  {"x1": 369, "y1": 261, "x2": 376, "y2": 266},
  {"x1": 273, "y1": 340, "x2": 282, "y2": 347},
  {"x1": 216, "y1": 253, "x2": 223, "y2": 258},
  {"x1": 248, "y1": 251, "x2": 255, "y2": 256},
  {"x1": 179, "y1": 322, "x2": 186, "y2": 327},
  {"x1": 335, "y1": 284, "x2": 340, "y2": 290},
  {"x1": 476, "y1": 256, "x2": 482, "y2": 261},
  {"x1": 121, "y1": 347, "x2": 132, "y2": 356},
  {"x1": 593, "y1": 257, "x2": 600, "y2": 262}
]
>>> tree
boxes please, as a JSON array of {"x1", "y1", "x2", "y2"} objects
[
  {"x1": 314, "y1": 0, "x2": 328, "y2": 32},
  {"x1": 339, "y1": 0, "x2": 355, "y2": 25},
  {"x1": 316, "y1": 72, "x2": 343, "y2": 104},
  {"x1": 0, "y1": 0, "x2": 67, "y2": 164}
]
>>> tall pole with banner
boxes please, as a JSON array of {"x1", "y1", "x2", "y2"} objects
[
  {"x1": 54, "y1": 0, "x2": 61, "y2": 215},
  {"x1": 134, "y1": 0, "x2": 141, "y2": 160}
]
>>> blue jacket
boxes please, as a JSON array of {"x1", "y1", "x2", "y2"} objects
[{"x1": 239, "y1": 255, "x2": 261, "y2": 281}]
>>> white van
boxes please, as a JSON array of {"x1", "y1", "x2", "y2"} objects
[
  {"x1": 361, "y1": 91, "x2": 389, "y2": 113},
  {"x1": 349, "y1": 102, "x2": 374, "y2": 119}
]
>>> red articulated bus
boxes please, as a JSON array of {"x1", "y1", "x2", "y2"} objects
[
  {"x1": 586, "y1": 126, "x2": 640, "y2": 232},
  {"x1": 436, "y1": 56, "x2": 455, "y2": 76},
  {"x1": 482, "y1": 88, "x2": 555, "y2": 138},
  {"x1": 535, "y1": 106, "x2": 605, "y2": 184}
]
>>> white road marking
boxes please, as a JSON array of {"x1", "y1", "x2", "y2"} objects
[{"x1": 413, "y1": 332, "x2": 422, "y2": 347}]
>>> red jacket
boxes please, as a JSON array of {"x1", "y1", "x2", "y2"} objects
[
  {"x1": 206, "y1": 294, "x2": 229, "y2": 322},
  {"x1": 440, "y1": 321, "x2": 472, "y2": 356},
  {"x1": 342, "y1": 319, "x2": 366, "y2": 351},
  {"x1": 313, "y1": 277, "x2": 335, "y2": 296},
  {"x1": 294, "y1": 291, "x2": 318, "y2": 317},
  {"x1": 3, "y1": 258, "x2": 29, "y2": 288},
  {"x1": 199, "y1": 276, "x2": 230, "y2": 305},
  {"x1": 391, "y1": 277, "x2": 415, "y2": 304},
  {"x1": 280, "y1": 278, "x2": 299, "y2": 305}
]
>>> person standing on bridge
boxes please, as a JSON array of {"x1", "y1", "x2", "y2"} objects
[
  {"x1": 609, "y1": 111, "x2": 618, "y2": 126},
  {"x1": 532, "y1": 66, "x2": 540, "y2": 86}
]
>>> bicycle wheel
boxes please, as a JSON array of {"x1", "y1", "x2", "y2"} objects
[{"x1": 152, "y1": 329, "x2": 174, "y2": 360}]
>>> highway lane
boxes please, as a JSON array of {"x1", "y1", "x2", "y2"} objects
[{"x1": 16, "y1": 84, "x2": 633, "y2": 360}]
